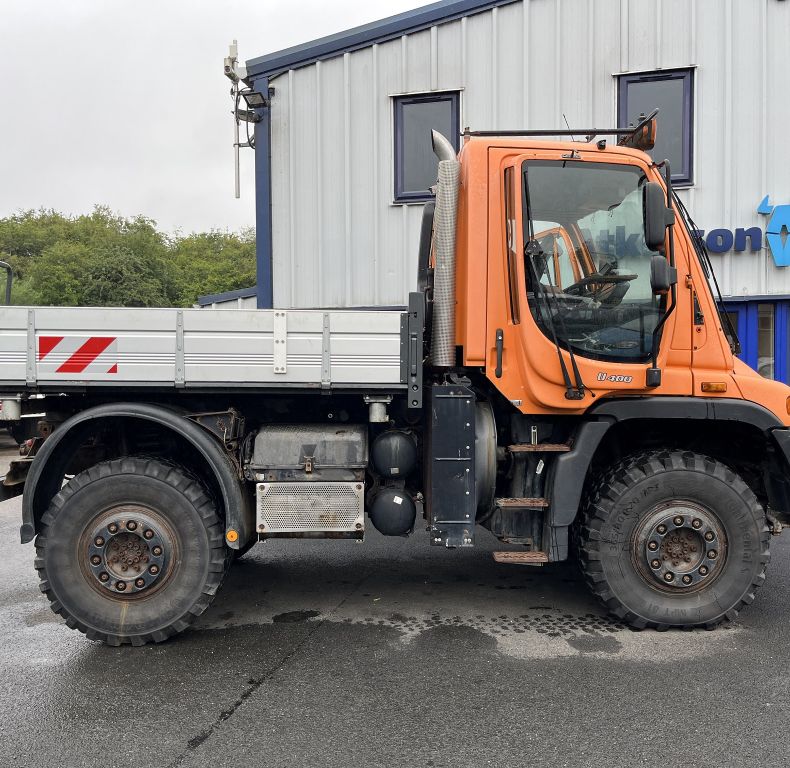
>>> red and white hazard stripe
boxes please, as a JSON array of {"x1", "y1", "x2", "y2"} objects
[{"x1": 38, "y1": 336, "x2": 118, "y2": 375}]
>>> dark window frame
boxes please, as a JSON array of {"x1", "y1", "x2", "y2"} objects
[
  {"x1": 617, "y1": 68, "x2": 694, "y2": 186},
  {"x1": 393, "y1": 90, "x2": 460, "y2": 203}
]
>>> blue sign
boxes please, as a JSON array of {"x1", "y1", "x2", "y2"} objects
[
  {"x1": 758, "y1": 196, "x2": 790, "y2": 267},
  {"x1": 694, "y1": 196, "x2": 790, "y2": 267}
]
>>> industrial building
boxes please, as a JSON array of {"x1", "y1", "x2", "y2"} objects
[{"x1": 211, "y1": 0, "x2": 790, "y2": 381}]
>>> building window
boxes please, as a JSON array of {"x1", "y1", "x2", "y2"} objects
[
  {"x1": 758, "y1": 303, "x2": 775, "y2": 379},
  {"x1": 723, "y1": 301, "x2": 790, "y2": 384},
  {"x1": 393, "y1": 91, "x2": 460, "y2": 203},
  {"x1": 618, "y1": 68, "x2": 694, "y2": 185}
]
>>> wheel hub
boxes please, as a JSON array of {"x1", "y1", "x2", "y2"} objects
[
  {"x1": 637, "y1": 504, "x2": 725, "y2": 591},
  {"x1": 84, "y1": 507, "x2": 170, "y2": 596}
]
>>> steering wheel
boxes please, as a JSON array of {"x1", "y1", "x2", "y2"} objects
[{"x1": 564, "y1": 269, "x2": 637, "y2": 297}]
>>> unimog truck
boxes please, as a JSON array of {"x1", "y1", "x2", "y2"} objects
[{"x1": 3, "y1": 114, "x2": 790, "y2": 645}]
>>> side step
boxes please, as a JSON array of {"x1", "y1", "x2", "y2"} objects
[
  {"x1": 495, "y1": 497, "x2": 549, "y2": 509},
  {"x1": 508, "y1": 443, "x2": 570, "y2": 453},
  {"x1": 493, "y1": 551, "x2": 549, "y2": 565}
]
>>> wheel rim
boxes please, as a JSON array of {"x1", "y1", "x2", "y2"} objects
[
  {"x1": 632, "y1": 501, "x2": 727, "y2": 593},
  {"x1": 80, "y1": 504, "x2": 178, "y2": 599}
]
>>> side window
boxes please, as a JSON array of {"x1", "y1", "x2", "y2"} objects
[
  {"x1": 393, "y1": 91, "x2": 460, "y2": 202},
  {"x1": 504, "y1": 167, "x2": 520, "y2": 323},
  {"x1": 536, "y1": 228, "x2": 576, "y2": 289},
  {"x1": 618, "y1": 68, "x2": 694, "y2": 185},
  {"x1": 523, "y1": 161, "x2": 665, "y2": 364}
]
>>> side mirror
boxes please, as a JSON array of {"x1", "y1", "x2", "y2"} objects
[
  {"x1": 650, "y1": 254, "x2": 677, "y2": 294},
  {"x1": 643, "y1": 181, "x2": 675, "y2": 251}
]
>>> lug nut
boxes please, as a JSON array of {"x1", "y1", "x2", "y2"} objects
[
  {"x1": 94, "y1": 536, "x2": 105, "y2": 547},
  {"x1": 99, "y1": 572, "x2": 109, "y2": 582},
  {"x1": 149, "y1": 565, "x2": 160, "y2": 575},
  {"x1": 135, "y1": 578, "x2": 145, "y2": 588},
  {"x1": 126, "y1": 520, "x2": 137, "y2": 531},
  {"x1": 650, "y1": 559, "x2": 661, "y2": 569},
  {"x1": 704, "y1": 531, "x2": 714, "y2": 541},
  {"x1": 708, "y1": 550, "x2": 718, "y2": 559},
  {"x1": 90, "y1": 555, "x2": 101, "y2": 566},
  {"x1": 664, "y1": 572, "x2": 674, "y2": 582},
  {"x1": 152, "y1": 546, "x2": 162, "y2": 556},
  {"x1": 116, "y1": 581, "x2": 127, "y2": 591},
  {"x1": 682, "y1": 574, "x2": 692, "y2": 584},
  {"x1": 699, "y1": 565, "x2": 709, "y2": 576},
  {"x1": 673, "y1": 516, "x2": 684, "y2": 526},
  {"x1": 692, "y1": 518, "x2": 702, "y2": 529},
  {"x1": 648, "y1": 541, "x2": 658, "y2": 551},
  {"x1": 144, "y1": 529, "x2": 154, "y2": 539},
  {"x1": 657, "y1": 524, "x2": 667, "y2": 535},
  {"x1": 108, "y1": 523, "x2": 118, "y2": 534}
]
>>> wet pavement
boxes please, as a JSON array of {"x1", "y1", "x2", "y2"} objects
[{"x1": 1, "y1": 436, "x2": 790, "y2": 767}]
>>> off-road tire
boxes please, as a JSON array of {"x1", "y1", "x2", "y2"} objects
[
  {"x1": 579, "y1": 450, "x2": 770, "y2": 629},
  {"x1": 35, "y1": 457, "x2": 227, "y2": 645}
]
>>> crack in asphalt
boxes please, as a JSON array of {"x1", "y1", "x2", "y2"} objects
[{"x1": 164, "y1": 566, "x2": 375, "y2": 768}]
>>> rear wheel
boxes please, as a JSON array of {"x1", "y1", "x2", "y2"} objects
[
  {"x1": 35, "y1": 457, "x2": 226, "y2": 645},
  {"x1": 579, "y1": 450, "x2": 770, "y2": 629}
]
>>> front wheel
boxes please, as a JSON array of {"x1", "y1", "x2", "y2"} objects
[
  {"x1": 578, "y1": 450, "x2": 770, "y2": 629},
  {"x1": 35, "y1": 457, "x2": 227, "y2": 645}
]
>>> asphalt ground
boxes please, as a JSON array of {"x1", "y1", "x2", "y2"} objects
[{"x1": 1, "y1": 435, "x2": 789, "y2": 768}]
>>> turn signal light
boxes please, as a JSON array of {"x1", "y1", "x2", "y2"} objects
[
  {"x1": 701, "y1": 382, "x2": 727, "y2": 393},
  {"x1": 786, "y1": 396, "x2": 790, "y2": 415},
  {"x1": 225, "y1": 529, "x2": 239, "y2": 543}
]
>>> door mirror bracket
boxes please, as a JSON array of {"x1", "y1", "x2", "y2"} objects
[{"x1": 649, "y1": 254, "x2": 677, "y2": 294}]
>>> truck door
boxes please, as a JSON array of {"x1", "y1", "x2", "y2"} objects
[{"x1": 488, "y1": 153, "x2": 692, "y2": 413}]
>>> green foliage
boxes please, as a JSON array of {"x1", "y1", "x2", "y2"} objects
[{"x1": 0, "y1": 207, "x2": 255, "y2": 307}]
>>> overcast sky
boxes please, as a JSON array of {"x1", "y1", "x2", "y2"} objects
[{"x1": 1, "y1": 0, "x2": 425, "y2": 234}]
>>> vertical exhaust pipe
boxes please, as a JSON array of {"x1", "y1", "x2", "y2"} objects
[{"x1": 429, "y1": 130, "x2": 460, "y2": 367}]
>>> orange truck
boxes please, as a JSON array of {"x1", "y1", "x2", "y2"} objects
[{"x1": 3, "y1": 113, "x2": 790, "y2": 644}]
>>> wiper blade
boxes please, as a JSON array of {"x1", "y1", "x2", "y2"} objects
[
  {"x1": 522, "y1": 171, "x2": 585, "y2": 400},
  {"x1": 524, "y1": 241, "x2": 582, "y2": 399}
]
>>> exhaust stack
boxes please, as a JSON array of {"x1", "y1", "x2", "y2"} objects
[{"x1": 429, "y1": 130, "x2": 460, "y2": 367}]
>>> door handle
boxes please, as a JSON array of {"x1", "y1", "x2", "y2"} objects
[{"x1": 495, "y1": 329, "x2": 504, "y2": 378}]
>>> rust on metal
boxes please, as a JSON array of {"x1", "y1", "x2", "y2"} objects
[
  {"x1": 495, "y1": 497, "x2": 550, "y2": 508},
  {"x1": 507, "y1": 443, "x2": 570, "y2": 453},
  {"x1": 493, "y1": 551, "x2": 549, "y2": 564}
]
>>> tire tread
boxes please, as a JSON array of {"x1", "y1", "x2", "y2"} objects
[
  {"x1": 578, "y1": 449, "x2": 770, "y2": 630},
  {"x1": 35, "y1": 456, "x2": 226, "y2": 646}
]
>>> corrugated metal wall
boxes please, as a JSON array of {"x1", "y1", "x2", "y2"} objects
[{"x1": 268, "y1": 0, "x2": 790, "y2": 307}]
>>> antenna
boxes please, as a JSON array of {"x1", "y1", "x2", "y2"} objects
[
  {"x1": 223, "y1": 40, "x2": 259, "y2": 199},
  {"x1": 562, "y1": 113, "x2": 577, "y2": 142}
]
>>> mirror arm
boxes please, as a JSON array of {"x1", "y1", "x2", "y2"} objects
[{"x1": 646, "y1": 161, "x2": 677, "y2": 388}]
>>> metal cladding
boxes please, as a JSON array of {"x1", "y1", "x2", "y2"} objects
[
  {"x1": 430, "y1": 135, "x2": 460, "y2": 367},
  {"x1": 0, "y1": 306, "x2": 404, "y2": 388},
  {"x1": 257, "y1": 0, "x2": 790, "y2": 308}
]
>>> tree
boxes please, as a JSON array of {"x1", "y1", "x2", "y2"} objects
[{"x1": 0, "y1": 207, "x2": 255, "y2": 307}]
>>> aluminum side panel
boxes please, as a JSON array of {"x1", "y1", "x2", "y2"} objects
[{"x1": 0, "y1": 307, "x2": 404, "y2": 389}]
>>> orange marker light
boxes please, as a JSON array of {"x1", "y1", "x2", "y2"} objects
[
  {"x1": 225, "y1": 529, "x2": 239, "y2": 543},
  {"x1": 701, "y1": 382, "x2": 727, "y2": 393}
]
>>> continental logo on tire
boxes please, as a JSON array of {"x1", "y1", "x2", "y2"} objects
[{"x1": 38, "y1": 336, "x2": 118, "y2": 375}]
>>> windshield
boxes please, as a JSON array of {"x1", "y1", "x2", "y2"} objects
[{"x1": 522, "y1": 160, "x2": 664, "y2": 363}]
